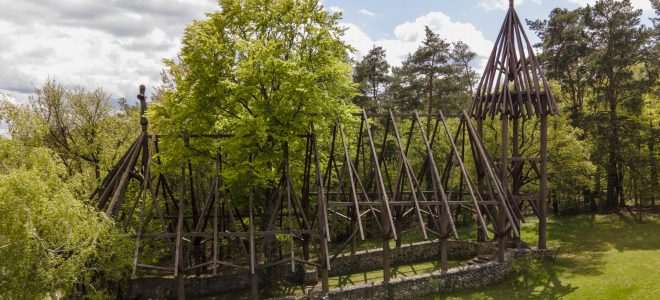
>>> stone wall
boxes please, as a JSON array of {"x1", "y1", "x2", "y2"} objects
[
  {"x1": 125, "y1": 272, "x2": 255, "y2": 299},
  {"x1": 124, "y1": 243, "x2": 552, "y2": 299},
  {"x1": 297, "y1": 248, "x2": 554, "y2": 300}
]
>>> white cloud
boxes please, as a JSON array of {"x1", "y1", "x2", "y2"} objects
[
  {"x1": 358, "y1": 9, "x2": 376, "y2": 17},
  {"x1": 0, "y1": 0, "x2": 218, "y2": 104},
  {"x1": 477, "y1": 0, "x2": 541, "y2": 11},
  {"x1": 326, "y1": 5, "x2": 342, "y2": 13},
  {"x1": 343, "y1": 11, "x2": 493, "y2": 72}
]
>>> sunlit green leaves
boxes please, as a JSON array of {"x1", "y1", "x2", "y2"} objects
[
  {"x1": 150, "y1": 0, "x2": 357, "y2": 195},
  {"x1": 0, "y1": 145, "x2": 131, "y2": 299}
]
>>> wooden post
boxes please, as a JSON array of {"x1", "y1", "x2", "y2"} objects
[
  {"x1": 382, "y1": 228, "x2": 391, "y2": 283},
  {"x1": 476, "y1": 118, "x2": 486, "y2": 244},
  {"x1": 498, "y1": 116, "x2": 508, "y2": 262},
  {"x1": 175, "y1": 166, "x2": 186, "y2": 299},
  {"x1": 439, "y1": 208, "x2": 449, "y2": 273},
  {"x1": 512, "y1": 117, "x2": 521, "y2": 242},
  {"x1": 177, "y1": 272, "x2": 185, "y2": 300},
  {"x1": 248, "y1": 188, "x2": 258, "y2": 300},
  {"x1": 213, "y1": 205, "x2": 218, "y2": 276},
  {"x1": 539, "y1": 114, "x2": 548, "y2": 249},
  {"x1": 310, "y1": 125, "x2": 331, "y2": 293}
]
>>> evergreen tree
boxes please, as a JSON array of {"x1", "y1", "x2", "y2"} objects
[
  {"x1": 530, "y1": 0, "x2": 656, "y2": 210},
  {"x1": 353, "y1": 46, "x2": 390, "y2": 112}
]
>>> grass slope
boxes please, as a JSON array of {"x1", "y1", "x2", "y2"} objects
[{"x1": 420, "y1": 212, "x2": 660, "y2": 300}]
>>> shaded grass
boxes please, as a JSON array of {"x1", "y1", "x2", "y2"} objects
[
  {"x1": 329, "y1": 224, "x2": 479, "y2": 254},
  {"x1": 329, "y1": 259, "x2": 462, "y2": 289},
  {"x1": 416, "y1": 212, "x2": 660, "y2": 299}
]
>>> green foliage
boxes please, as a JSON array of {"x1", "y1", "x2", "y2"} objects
[
  {"x1": 29, "y1": 80, "x2": 138, "y2": 181},
  {"x1": 0, "y1": 142, "x2": 132, "y2": 299},
  {"x1": 353, "y1": 46, "x2": 391, "y2": 112},
  {"x1": 0, "y1": 80, "x2": 136, "y2": 298},
  {"x1": 387, "y1": 27, "x2": 477, "y2": 115},
  {"x1": 1, "y1": 80, "x2": 139, "y2": 200},
  {"x1": 150, "y1": 0, "x2": 357, "y2": 195},
  {"x1": 529, "y1": 0, "x2": 658, "y2": 210},
  {"x1": 478, "y1": 112, "x2": 596, "y2": 212}
]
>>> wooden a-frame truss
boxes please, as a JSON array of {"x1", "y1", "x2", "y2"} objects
[{"x1": 90, "y1": 2, "x2": 556, "y2": 298}]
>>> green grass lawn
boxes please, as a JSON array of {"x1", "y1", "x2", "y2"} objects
[{"x1": 418, "y1": 212, "x2": 660, "y2": 300}]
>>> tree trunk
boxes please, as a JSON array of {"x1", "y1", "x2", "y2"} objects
[
  {"x1": 605, "y1": 89, "x2": 619, "y2": 211},
  {"x1": 94, "y1": 163, "x2": 101, "y2": 181},
  {"x1": 650, "y1": 123, "x2": 657, "y2": 209},
  {"x1": 426, "y1": 74, "x2": 433, "y2": 136}
]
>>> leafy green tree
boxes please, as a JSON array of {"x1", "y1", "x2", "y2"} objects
[
  {"x1": 530, "y1": 0, "x2": 656, "y2": 210},
  {"x1": 404, "y1": 26, "x2": 451, "y2": 132},
  {"x1": 28, "y1": 80, "x2": 138, "y2": 182},
  {"x1": 388, "y1": 28, "x2": 476, "y2": 119},
  {"x1": 583, "y1": 0, "x2": 654, "y2": 209},
  {"x1": 528, "y1": 8, "x2": 591, "y2": 124},
  {"x1": 387, "y1": 64, "x2": 426, "y2": 112},
  {"x1": 353, "y1": 46, "x2": 390, "y2": 112},
  {"x1": 450, "y1": 41, "x2": 478, "y2": 97},
  {"x1": 0, "y1": 141, "x2": 132, "y2": 299},
  {"x1": 150, "y1": 0, "x2": 356, "y2": 192}
]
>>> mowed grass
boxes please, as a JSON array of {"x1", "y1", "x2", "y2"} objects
[{"x1": 418, "y1": 212, "x2": 660, "y2": 300}]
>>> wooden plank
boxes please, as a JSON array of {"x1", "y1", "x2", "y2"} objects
[{"x1": 510, "y1": 157, "x2": 541, "y2": 162}]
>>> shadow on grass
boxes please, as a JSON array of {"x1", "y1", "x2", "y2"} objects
[
  {"x1": 420, "y1": 256, "x2": 581, "y2": 300},
  {"x1": 423, "y1": 212, "x2": 660, "y2": 299},
  {"x1": 329, "y1": 259, "x2": 462, "y2": 289},
  {"x1": 199, "y1": 213, "x2": 660, "y2": 299}
]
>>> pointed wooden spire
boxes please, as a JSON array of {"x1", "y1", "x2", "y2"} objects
[{"x1": 469, "y1": 2, "x2": 558, "y2": 119}]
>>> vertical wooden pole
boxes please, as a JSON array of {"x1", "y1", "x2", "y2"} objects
[
  {"x1": 311, "y1": 127, "x2": 330, "y2": 294},
  {"x1": 248, "y1": 188, "x2": 258, "y2": 299},
  {"x1": 175, "y1": 166, "x2": 186, "y2": 300},
  {"x1": 350, "y1": 207, "x2": 357, "y2": 254},
  {"x1": 213, "y1": 205, "x2": 218, "y2": 276},
  {"x1": 382, "y1": 229, "x2": 391, "y2": 283},
  {"x1": 512, "y1": 117, "x2": 521, "y2": 242},
  {"x1": 498, "y1": 116, "x2": 508, "y2": 262},
  {"x1": 539, "y1": 114, "x2": 548, "y2": 249},
  {"x1": 476, "y1": 118, "x2": 486, "y2": 244},
  {"x1": 213, "y1": 153, "x2": 220, "y2": 276},
  {"x1": 439, "y1": 208, "x2": 449, "y2": 273},
  {"x1": 177, "y1": 273, "x2": 185, "y2": 300}
]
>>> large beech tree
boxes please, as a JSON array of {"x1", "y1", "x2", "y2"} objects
[{"x1": 151, "y1": 0, "x2": 356, "y2": 192}]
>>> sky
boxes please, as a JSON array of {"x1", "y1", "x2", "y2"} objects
[{"x1": 0, "y1": 0, "x2": 655, "y2": 104}]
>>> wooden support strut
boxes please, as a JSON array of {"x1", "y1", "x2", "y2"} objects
[{"x1": 101, "y1": 84, "x2": 553, "y2": 294}]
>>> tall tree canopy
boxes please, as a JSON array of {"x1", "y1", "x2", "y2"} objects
[
  {"x1": 386, "y1": 27, "x2": 477, "y2": 118},
  {"x1": 151, "y1": 0, "x2": 356, "y2": 190},
  {"x1": 0, "y1": 141, "x2": 132, "y2": 299},
  {"x1": 529, "y1": 0, "x2": 657, "y2": 210},
  {"x1": 353, "y1": 45, "x2": 390, "y2": 112},
  {"x1": 1, "y1": 80, "x2": 138, "y2": 196},
  {"x1": 31, "y1": 81, "x2": 136, "y2": 179}
]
